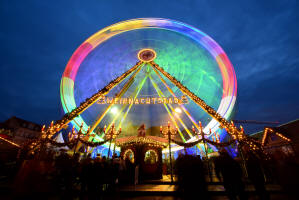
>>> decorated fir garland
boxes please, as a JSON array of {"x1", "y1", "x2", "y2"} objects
[
  {"x1": 78, "y1": 138, "x2": 110, "y2": 147},
  {"x1": 170, "y1": 138, "x2": 236, "y2": 148},
  {"x1": 42, "y1": 137, "x2": 110, "y2": 148},
  {"x1": 45, "y1": 138, "x2": 76, "y2": 148},
  {"x1": 171, "y1": 138, "x2": 203, "y2": 147},
  {"x1": 204, "y1": 138, "x2": 236, "y2": 147}
]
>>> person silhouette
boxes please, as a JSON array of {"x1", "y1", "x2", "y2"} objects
[
  {"x1": 214, "y1": 148, "x2": 247, "y2": 200},
  {"x1": 244, "y1": 150, "x2": 269, "y2": 200}
]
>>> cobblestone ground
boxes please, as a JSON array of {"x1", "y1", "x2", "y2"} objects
[
  {"x1": 103, "y1": 195, "x2": 291, "y2": 200},
  {"x1": 0, "y1": 175, "x2": 293, "y2": 200},
  {"x1": 0, "y1": 190, "x2": 292, "y2": 200}
]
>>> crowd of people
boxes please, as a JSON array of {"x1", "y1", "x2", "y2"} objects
[
  {"x1": 175, "y1": 148, "x2": 299, "y2": 200},
  {"x1": 1, "y1": 145, "x2": 299, "y2": 199},
  {"x1": 12, "y1": 150, "x2": 135, "y2": 199}
]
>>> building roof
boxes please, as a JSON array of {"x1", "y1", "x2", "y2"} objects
[
  {"x1": 248, "y1": 119, "x2": 299, "y2": 149},
  {"x1": 251, "y1": 119, "x2": 299, "y2": 141},
  {"x1": 0, "y1": 116, "x2": 41, "y2": 131}
]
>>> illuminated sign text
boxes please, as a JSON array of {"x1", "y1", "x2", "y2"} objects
[{"x1": 96, "y1": 96, "x2": 188, "y2": 105}]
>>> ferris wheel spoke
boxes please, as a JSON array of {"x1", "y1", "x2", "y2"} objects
[
  {"x1": 118, "y1": 75, "x2": 149, "y2": 129},
  {"x1": 149, "y1": 69, "x2": 206, "y2": 151},
  {"x1": 151, "y1": 65, "x2": 203, "y2": 134},
  {"x1": 88, "y1": 63, "x2": 145, "y2": 135},
  {"x1": 148, "y1": 75, "x2": 187, "y2": 142},
  {"x1": 104, "y1": 74, "x2": 148, "y2": 135}
]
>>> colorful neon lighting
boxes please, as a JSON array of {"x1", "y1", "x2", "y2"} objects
[{"x1": 60, "y1": 18, "x2": 237, "y2": 150}]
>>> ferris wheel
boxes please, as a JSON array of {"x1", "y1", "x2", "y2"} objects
[{"x1": 59, "y1": 18, "x2": 237, "y2": 153}]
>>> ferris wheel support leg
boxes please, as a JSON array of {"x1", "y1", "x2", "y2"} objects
[
  {"x1": 149, "y1": 61, "x2": 262, "y2": 152},
  {"x1": 46, "y1": 61, "x2": 144, "y2": 137},
  {"x1": 149, "y1": 61, "x2": 231, "y2": 129}
]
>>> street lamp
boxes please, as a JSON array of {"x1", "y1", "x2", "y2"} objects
[
  {"x1": 72, "y1": 123, "x2": 84, "y2": 155},
  {"x1": 160, "y1": 121, "x2": 178, "y2": 183},
  {"x1": 104, "y1": 123, "x2": 121, "y2": 159},
  {"x1": 191, "y1": 121, "x2": 208, "y2": 156}
]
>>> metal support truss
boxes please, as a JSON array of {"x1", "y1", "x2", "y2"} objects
[
  {"x1": 149, "y1": 61, "x2": 262, "y2": 151},
  {"x1": 46, "y1": 61, "x2": 143, "y2": 137}
]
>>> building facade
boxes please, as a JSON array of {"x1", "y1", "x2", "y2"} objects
[
  {"x1": 252, "y1": 119, "x2": 299, "y2": 158},
  {"x1": 0, "y1": 116, "x2": 42, "y2": 145}
]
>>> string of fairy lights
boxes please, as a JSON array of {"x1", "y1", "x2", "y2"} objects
[
  {"x1": 0, "y1": 135, "x2": 20, "y2": 148},
  {"x1": 116, "y1": 136, "x2": 168, "y2": 148},
  {"x1": 149, "y1": 61, "x2": 264, "y2": 152},
  {"x1": 43, "y1": 61, "x2": 143, "y2": 139},
  {"x1": 262, "y1": 127, "x2": 291, "y2": 146}
]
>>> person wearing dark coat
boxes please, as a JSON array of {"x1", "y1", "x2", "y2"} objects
[
  {"x1": 272, "y1": 150, "x2": 299, "y2": 200},
  {"x1": 214, "y1": 149, "x2": 247, "y2": 200},
  {"x1": 80, "y1": 154, "x2": 92, "y2": 194},
  {"x1": 175, "y1": 154, "x2": 209, "y2": 199},
  {"x1": 245, "y1": 151, "x2": 269, "y2": 200}
]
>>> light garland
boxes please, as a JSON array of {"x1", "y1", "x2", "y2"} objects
[
  {"x1": 37, "y1": 53, "x2": 262, "y2": 154},
  {"x1": 116, "y1": 136, "x2": 168, "y2": 148},
  {"x1": 0, "y1": 136, "x2": 20, "y2": 148},
  {"x1": 150, "y1": 61, "x2": 262, "y2": 152},
  {"x1": 262, "y1": 128, "x2": 291, "y2": 147},
  {"x1": 43, "y1": 61, "x2": 143, "y2": 138},
  {"x1": 275, "y1": 132, "x2": 291, "y2": 142}
]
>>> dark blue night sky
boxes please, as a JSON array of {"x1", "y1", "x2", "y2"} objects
[{"x1": 0, "y1": 0, "x2": 298, "y2": 133}]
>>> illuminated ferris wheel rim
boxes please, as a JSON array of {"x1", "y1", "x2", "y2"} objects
[{"x1": 60, "y1": 18, "x2": 237, "y2": 143}]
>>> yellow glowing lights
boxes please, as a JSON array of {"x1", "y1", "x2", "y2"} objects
[
  {"x1": 110, "y1": 107, "x2": 118, "y2": 115},
  {"x1": 174, "y1": 107, "x2": 182, "y2": 114},
  {"x1": 0, "y1": 136, "x2": 20, "y2": 148},
  {"x1": 262, "y1": 127, "x2": 291, "y2": 146},
  {"x1": 97, "y1": 96, "x2": 188, "y2": 105},
  {"x1": 44, "y1": 57, "x2": 260, "y2": 153},
  {"x1": 137, "y1": 48, "x2": 156, "y2": 62}
]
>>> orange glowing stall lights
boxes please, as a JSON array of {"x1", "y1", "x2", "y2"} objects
[{"x1": 0, "y1": 136, "x2": 20, "y2": 148}]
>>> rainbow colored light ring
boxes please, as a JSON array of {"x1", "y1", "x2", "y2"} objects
[{"x1": 60, "y1": 18, "x2": 237, "y2": 141}]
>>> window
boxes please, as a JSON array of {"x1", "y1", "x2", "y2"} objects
[
  {"x1": 123, "y1": 149, "x2": 134, "y2": 163},
  {"x1": 144, "y1": 149, "x2": 158, "y2": 164}
]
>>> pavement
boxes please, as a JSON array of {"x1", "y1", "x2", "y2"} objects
[
  {"x1": 119, "y1": 184, "x2": 282, "y2": 194},
  {"x1": 0, "y1": 174, "x2": 291, "y2": 200},
  {"x1": 113, "y1": 175, "x2": 288, "y2": 200}
]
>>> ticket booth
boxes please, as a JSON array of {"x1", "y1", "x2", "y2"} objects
[{"x1": 116, "y1": 135, "x2": 168, "y2": 180}]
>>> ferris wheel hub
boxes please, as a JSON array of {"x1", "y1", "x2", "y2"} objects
[{"x1": 137, "y1": 48, "x2": 156, "y2": 62}]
